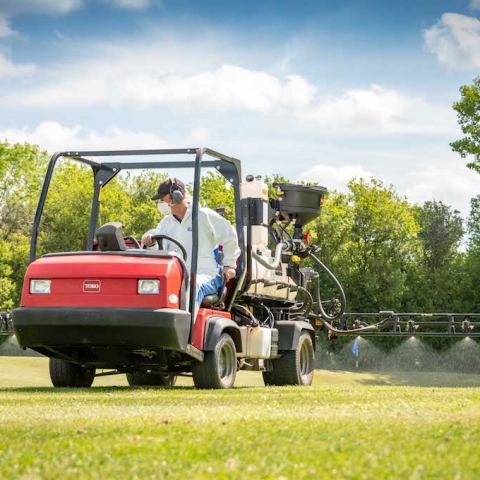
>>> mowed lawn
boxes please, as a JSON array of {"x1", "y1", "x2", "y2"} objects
[{"x1": 2, "y1": 358, "x2": 480, "y2": 479}]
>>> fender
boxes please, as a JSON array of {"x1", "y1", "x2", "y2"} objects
[
  {"x1": 276, "y1": 320, "x2": 316, "y2": 351},
  {"x1": 203, "y1": 315, "x2": 243, "y2": 353}
]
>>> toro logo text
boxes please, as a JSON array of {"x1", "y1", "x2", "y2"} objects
[{"x1": 83, "y1": 280, "x2": 101, "y2": 293}]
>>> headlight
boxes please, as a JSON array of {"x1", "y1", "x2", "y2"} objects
[
  {"x1": 30, "y1": 279, "x2": 51, "y2": 294},
  {"x1": 138, "y1": 279, "x2": 160, "y2": 294}
]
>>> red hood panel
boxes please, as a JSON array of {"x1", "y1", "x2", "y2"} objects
[{"x1": 21, "y1": 254, "x2": 184, "y2": 309}]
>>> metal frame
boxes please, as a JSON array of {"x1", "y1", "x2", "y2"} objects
[
  {"x1": 323, "y1": 312, "x2": 480, "y2": 338},
  {"x1": 30, "y1": 148, "x2": 246, "y2": 328}
]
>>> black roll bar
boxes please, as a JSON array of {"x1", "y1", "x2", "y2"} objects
[{"x1": 29, "y1": 148, "x2": 246, "y2": 329}]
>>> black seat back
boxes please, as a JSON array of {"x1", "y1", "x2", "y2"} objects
[{"x1": 95, "y1": 222, "x2": 128, "y2": 251}]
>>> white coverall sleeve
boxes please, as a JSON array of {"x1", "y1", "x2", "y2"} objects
[
  {"x1": 143, "y1": 219, "x2": 167, "y2": 250},
  {"x1": 205, "y1": 210, "x2": 241, "y2": 268}
]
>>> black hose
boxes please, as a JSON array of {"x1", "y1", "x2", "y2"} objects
[
  {"x1": 309, "y1": 252, "x2": 347, "y2": 322},
  {"x1": 273, "y1": 281, "x2": 313, "y2": 318},
  {"x1": 268, "y1": 217, "x2": 292, "y2": 245},
  {"x1": 232, "y1": 304, "x2": 259, "y2": 327},
  {"x1": 260, "y1": 303, "x2": 275, "y2": 328},
  {"x1": 289, "y1": 287, "x2": 313, "y2": 317}
]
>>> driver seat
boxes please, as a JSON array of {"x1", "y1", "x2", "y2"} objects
[
  {"x1": 200, "y1": 287, "x2": 227, "y2": 308},
  {"x1": 200, "y1": 247, "x2": 228, "y2": 308},
  {"x1": 95, "y1": 222, "x2": 128, "y2": 252}
]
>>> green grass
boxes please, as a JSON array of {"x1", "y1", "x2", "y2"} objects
[{"x1": 2, "y1": 358, "x2": 480, "y2": 479}]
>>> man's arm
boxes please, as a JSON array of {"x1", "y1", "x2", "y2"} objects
[
  {"x1": 206, "y1": 210, "x2": 241, "y2": 278},
  {"x1": 142, "y1": 220, "x2": 166, "y2": 248}
]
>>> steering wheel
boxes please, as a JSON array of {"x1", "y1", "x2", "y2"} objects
[
  {"x1": 123, "y1": 235, "x2": 141, "y2": 249},
  {"x1": 152, "y1": 234, "x2": 187, "y2": 261}
]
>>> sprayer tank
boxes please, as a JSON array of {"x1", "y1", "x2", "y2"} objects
[
  {"x1": 240, "y1": 179, "x2": 297, "y2": 300},
  {"x1": 240, "y1": 179, "x2": 271, "y2": 296}
]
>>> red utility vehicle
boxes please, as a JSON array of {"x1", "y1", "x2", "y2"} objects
[{"x1": 12, "y1": 148, "x2": 343, "y2": 389}]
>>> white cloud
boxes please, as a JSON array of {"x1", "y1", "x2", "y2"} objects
[
  {"x1": 424, "y1": 13, "x2": 480, "y2": 70},
  {"x1": 297, "y1": 164, "x2": 374, "y2": 192},
  {"x1": 303, "y1": 84, "x2": 454, "y2": 133},
  {"x1": 0, "y1": 52, "x2": 36, "y2": 78},
  {"x1": 7, "y1": 64, "x2": 316, "y2": 113},
  {"x1": 0, "y1": 16, "x2": 17, "y2": 37},
  {"x1": 470, "y1": 0, "x2": 480, "y2": 10},
  {"x1": 101, "y1": 0, "x2": 152, "y2": 9},
  {"x1": 187, "y1": 127, "x2": 210, "y2": 144},
  {"x1": 0, "y1": 121, "x2": 170, "y2": 152},
  {"x1": 295, "y1": 158, "x2": 479, "y2": 218},
  {"x1": 405, "y1": 162, "x2": 480, "y2": 215},
  {"x1": 2, "y1": 41, "x2": 454, "y2": 136}
]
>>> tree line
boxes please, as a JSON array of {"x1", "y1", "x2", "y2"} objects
[
  {"x1": 0, "y1": 140, "x2": 478, "y2": 316},
  {"x1": 1, "y1": 76, "x2": 480, "y2": 317}
]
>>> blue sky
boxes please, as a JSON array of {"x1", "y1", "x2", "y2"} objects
[{"x1": 1, "y1": 0, "x2": 480, "y2": 216}]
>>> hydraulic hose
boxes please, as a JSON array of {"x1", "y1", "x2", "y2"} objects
[
  {"x1": 252, "y1": 242, "x2": 286, "y2": 270},
  {"x1": 309, "y1": 252, "x2": 347, "y2": 322},
  {"x1": 276, "y1": 282, "x2": 313, "y2": 317}
]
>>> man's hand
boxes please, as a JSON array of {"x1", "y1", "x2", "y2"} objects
[
  {"x1": 222, "y1": 266, "x2": 236, "y2": 281},
  {"x1": 142, "y1": 234, "x2": 156, "y2": 247}
]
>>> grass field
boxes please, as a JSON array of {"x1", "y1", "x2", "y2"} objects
[{"x1": 2, "y1": 357, "x2": 480, "y2": 479}]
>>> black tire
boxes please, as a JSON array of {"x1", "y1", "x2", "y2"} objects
[
  {"x1": 49, "y1": 358, "x2": 95, "y2": 388},
  {"x1": 193, "y1": 333, "x2": 237, "y2": 389},
  {"x1": 262, "y1": 332, "x2": 314, "y2": 386},
  {"x1": 126, "y1": 372, "x2": 177, "y2": 386}
]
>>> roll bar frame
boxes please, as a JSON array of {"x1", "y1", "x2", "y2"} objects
[{"x1": 30, "y1": 148, "x2": 246, "y2": 327}]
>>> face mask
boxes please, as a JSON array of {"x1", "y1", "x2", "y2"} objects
[{"x1": 157, "y1": 201, "x2": 171, "y2": 215}]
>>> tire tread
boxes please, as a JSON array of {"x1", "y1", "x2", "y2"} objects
[{"x1": 49, "y1": 358, "x2": 95, "y2": 388}]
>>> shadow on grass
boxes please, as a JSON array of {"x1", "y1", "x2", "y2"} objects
[
  {"x1": 0, "y1": 385, "x2": 262, "y2": 393},
  {"x1": 0, "y1": 386, "x2": 188, "y2": 393},
  {"x1": 351, "y1": 370, "x2": 480, "y2": 388}
]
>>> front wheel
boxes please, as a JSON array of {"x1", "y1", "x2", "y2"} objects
[
  {"x1": 49, "y1": 358, "x2": 95, "y2": 388},
  {"x1": 263, "y1": 332, "x2": 314, "y2": 386},
  {"x1": 193, "y1": 333, "x2": 237, "y2": 389}
]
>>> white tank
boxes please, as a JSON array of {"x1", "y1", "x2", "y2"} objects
[
  {"x1": 246, "y1": 326, "x2": 272, "y2": 358},
  {"x1": 240, "y1": 179, "x2": 270, "y2": 295},
  {"x1": 240, "y1": 178, "x2": 298, "y2": 300}
]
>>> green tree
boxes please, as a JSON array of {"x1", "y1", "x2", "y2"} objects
[
  {"x1": 313, "y1": 178, "x2": 420, "y2": 312},
  {"x1": 121, "y1": 170, "x2": 168, "y2": 237},
  {"x1": 461, "y1": 195, "x2": 480, "y2": 311},
  {"x1": 0, "y1": 238, "x2": 14, "y2": 309},
  {"x1": 409, "y1": 201, "x2": 466, "y2": 312},
  {"x1": 0, "y1": 142, "x2": 49, "y2": 308},
  {"x1": 467, "y1": 195, "x2": 480, "y2": 249},
  {"x1": 0, "y1": 142, "x2": 48, "y2": 241},
  {"x1": 415, "y1": 201, "x2": 464, "y2": 272},
  {"x1": 38, "y1": 160, "x2": 94, "y2": 254},
  {"x1": 451, "y1": 76, "x2": 480, "y2": 173},
  {"x1": 198, "y1": 171, "x2": 236, "y2": 223}
]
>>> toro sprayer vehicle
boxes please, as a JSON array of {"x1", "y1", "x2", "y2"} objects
[{"x1": 12, "y1": 148, "x2": 347, "y2": 389}]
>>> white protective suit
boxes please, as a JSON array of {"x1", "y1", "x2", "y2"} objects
[{"x1": 146, "y1": 206, "x2": 241, "y2": 307}]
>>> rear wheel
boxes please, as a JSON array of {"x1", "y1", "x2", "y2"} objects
[
  {"x1": 262, "y1": 332, "x2": 314, "y2": 386},
  {"x1": 49, "y1": 358, "x2": 95, "y2": 388},
  {"x1": 126, "y1": 372, "x2": 177, "y2": 386},
  {"x1": 193, "y1": 333, "x2": 237, "y2": 389}
]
